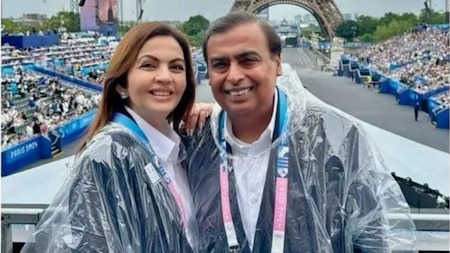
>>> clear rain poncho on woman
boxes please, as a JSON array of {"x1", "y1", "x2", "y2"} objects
[
  {"x1": 183, "y1": 64, "x2": 417, "y2": 253},
  {"x1": 20, "y1": 121, "x2": 199, "y2": 253}
]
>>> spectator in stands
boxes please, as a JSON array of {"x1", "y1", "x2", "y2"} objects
[
  {"x1": 21, "y1": 22, "x2": 212, "y2": 253},
  {"x1": 32, "y1": 120, "x2": 41, "y2": 135},
  {"x1": 354, "y1": 25, "x2": 449, "y2": 94},
  {"x1": 185, "y1": 12, "x2": 416, "y2": 253}
]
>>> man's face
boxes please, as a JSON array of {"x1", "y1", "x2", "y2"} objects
[{"x1": 206, "y1": 22, "x2": 282, "y2": 117}]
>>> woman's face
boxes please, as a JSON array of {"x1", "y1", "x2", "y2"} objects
[{"x1": 120, "y1": 36, "x2": 187, "y2": 123}]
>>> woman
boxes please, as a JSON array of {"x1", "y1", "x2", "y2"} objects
[{"x1": 21, "y1": 22, "x2": 207, "y2": 253}]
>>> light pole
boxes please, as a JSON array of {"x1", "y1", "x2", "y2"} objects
[{"x1": 351, "y1": 26, "x2": 357, "y2": 42}]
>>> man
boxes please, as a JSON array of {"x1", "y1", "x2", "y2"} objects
[{"x1": 184, "y1": 12, "x2": 415, "y2": 253}]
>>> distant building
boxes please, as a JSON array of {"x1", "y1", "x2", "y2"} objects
[
  {"x1": 299, "y1": 14, "x2": 318, "y2": 26},
  {"x1": 22, "y1": 14, "x2": 47, "y2": 20},
  {"x1": 162, "y1": 20, "x2": 182, "y2": 27},
  {"x1": 303, "y1": 14, "x2": 313, "y2": 23},
  {"x1": 275, "y1": 19, "x2": 300, "y2": 47},
  {"x1": 342, "y1": 13, "x2": 359, "y2": 21},
  {"x1": 12, "y1": 13, "x2": 47, "y2": 27},
  {"x1": 343, "y1": 13, "x2": 353, "y2": 21}
]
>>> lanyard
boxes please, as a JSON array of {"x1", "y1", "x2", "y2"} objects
[
  {"x1": 218, "y1": 88, "x2": 290, "y2": 253},
  {"x1": 112, "y1": 113, "x2": 188, "y2": 228}
]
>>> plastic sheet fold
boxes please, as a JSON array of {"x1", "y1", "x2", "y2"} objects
[
  {"x1": 184, "y1": 64, "x2": 418, "y2": 253},
  {"x1": 21, "y1": 123, "x2": 198, "y2": 253}
]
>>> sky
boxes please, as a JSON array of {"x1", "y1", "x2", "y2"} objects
[{"x1": 1, "y1": 0, "x2": 448, "y2": 22}]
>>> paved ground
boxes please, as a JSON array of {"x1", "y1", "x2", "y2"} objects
[{"x1": 21, "y1": 48, "x2": 448, "y2": 172}]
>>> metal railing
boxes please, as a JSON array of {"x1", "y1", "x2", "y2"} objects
[
  {"x1": 2, "y1": 204, "x2": 47, "y2": 253},
  {"x1": 2, "y1": 204, "x2": 449, "y2": 252}
]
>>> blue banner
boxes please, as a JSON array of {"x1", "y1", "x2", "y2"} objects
[
  {"x1": 1, "y1": 135, "x2": 52, "y2": 177},
  {"x1": 1, "y1": 111, "x2": 96, "y2": 177},
  {"x1": 4, "y1": 137, "x2": 40, "y2": 165},
  {"x1": 1, "y1": 63, "x2": 34, "y2": 75},
  {"x1": 57, "y1": 110, "x2": 96, "y2": 147},
  {"x1": 32, "y1": 65, "x2": 102, "y2": 92},
  {"x1": 1, "y1": 34, "x2": 59, "y2": 49},
  {"x1": 435, "y1": 107, "x2": 449, "y2": 128}
]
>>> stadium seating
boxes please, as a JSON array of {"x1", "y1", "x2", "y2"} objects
[{"x1": 338, "y1": 24, "x2": 449, "y2": 129}]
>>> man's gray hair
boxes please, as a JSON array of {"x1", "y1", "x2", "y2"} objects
[{"x1": 202, "y1": 11, "x2": 282, "y2": 62}]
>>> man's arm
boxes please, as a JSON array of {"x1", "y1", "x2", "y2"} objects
[{"x1": 345, "y1": 126, "x2": 416, "y2": 253}]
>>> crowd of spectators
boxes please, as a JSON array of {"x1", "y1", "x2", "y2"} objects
[
  {"x1": 433, "y1": 92, "x2": 450, "y2": 111},
  {"x1": 350, "y1": 24, "x2": 450, "y2": 105},
  {"x1": 35, "y1": 38, "x2": 114, "y2": 85},
  {"x1": 1, "y1": 50, "x2": 101, "y2": 149}
]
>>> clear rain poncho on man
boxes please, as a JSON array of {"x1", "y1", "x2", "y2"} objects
[
  {"x1": 184, "y1": 64, "x2": 417, "y2": 253},
  {"x1": 21, "y1": 121, "x2": 199, "y2": 253}
]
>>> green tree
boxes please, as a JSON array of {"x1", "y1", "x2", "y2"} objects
[
  {"x1": 418, "y1": 8, "x2": 446, "y2": 24},
  {"x1": 179, "y1": 15, "x2": 209, "y2": 46},
  {"x1": 1, "y1": 18, "x2": 41, "y2": 33},
  {"x1": 360, "y1": 33, "x2": 373, "y2": 43},
  {"x1": 300, "y1": 29, "x2": 313, "y2": 39},
  {"x1": 186, "y1": 31, "x2": 205, "y2": 47},
  {"x1": 181, "y1": 15, "x2": 209, "y2": 37},
  {"x1": 379, "y1": 12, "x2": 402, "y2": 26},
  {"x1": 335, "y1": 9, "x2": 446, "y2": 43},
  {"x1": 300, "y1": 24, "x2": 320, "y2": 39},
  {"x1": 335, "y1": 20, "x2": 359, "y2": 41},
  {"x1": 45, "y1": 11, "x2": 80, "y2": 32},
  {"x1": 2, "y1": 18, "x2": 20, "y2": 32},
  {"x1": 119, "y1": 24, "x2": 133, "y2": 34},
  {"x1": 399, "y1": 12, "x2": 419, "y2": 25},
  {"x1": 355, "y1": 15, "x2": 380, "y2": 36},
  {"x1": 373, "y1": 19, "x2": 412, "y2": 42}
]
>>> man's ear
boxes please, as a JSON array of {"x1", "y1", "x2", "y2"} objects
[{"x1": 274, "y1": 53, "x2": 282, "y2": 76}]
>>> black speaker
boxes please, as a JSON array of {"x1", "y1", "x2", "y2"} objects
[
  {"x1": 79, "y1": 0, "x2": 86, "y2": 7},
  {"x1": 391, "y1": 172, "x2": 448, "y2": 209}
]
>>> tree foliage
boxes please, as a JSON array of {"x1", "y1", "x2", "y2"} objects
[
  {"x1": 2, "y1": 11, "x2": 80, "y2": 33},
  {"x1": 300, "y1": 24, "x2": 322, "y2": 39},
  {"x1": 46, "y1": 11, "x2": 80, "y2": 32},
  {"x1": 334, "y1": 20, "x2": 359, "y2": 41},
  {"x1": 179, "y1": 15, "x2": 210, "y2": 47},
  {"x1": 3, "y1": 12, "x2": 211, "y2": 48},
  {"x1": 334, "y1": 8, "x2": 446, "y2": 42}
]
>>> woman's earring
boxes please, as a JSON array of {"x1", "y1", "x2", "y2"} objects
[{"x1": 120, "y1": 92, "x2": 128, "y2": 99}]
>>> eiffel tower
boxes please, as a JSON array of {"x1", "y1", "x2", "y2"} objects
[{"x1": 230, "y1": 0, "x2": 343, "y2": 39}]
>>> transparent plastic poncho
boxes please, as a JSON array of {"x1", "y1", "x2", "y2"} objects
[
  {"x1": 20, "y1": 122, "x2": 198, "y2": 253},
  {"x1": 184, "y1": 64, "x2": 417, "y2": 253}
]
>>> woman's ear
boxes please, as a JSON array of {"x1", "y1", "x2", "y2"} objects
[
  {"x1": 115, "y1": 85, "x2": 128, "y2": 99},
  {"x1": 115, "y1": 84, "x2": 125, "y2": 94}
]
